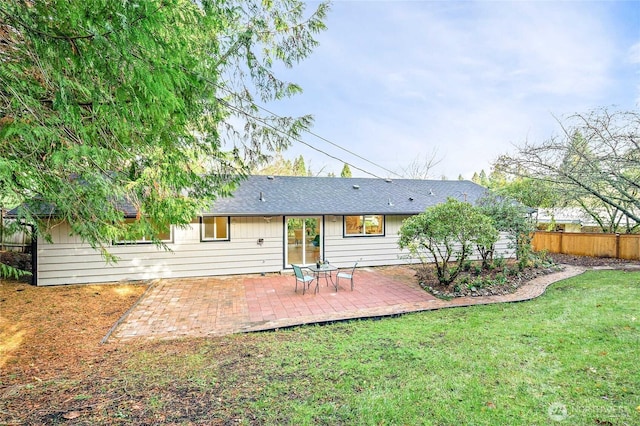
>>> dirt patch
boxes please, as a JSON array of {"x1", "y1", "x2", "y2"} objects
[
  {"x1": 548, "y1": 252, "x2": 639, "y2": 268},
  {"x1": 0, "y1": 279, "x2": 147, "y2": 383}
]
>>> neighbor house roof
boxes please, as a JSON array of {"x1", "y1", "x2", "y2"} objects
[{"x1": 204, "y1": 175, "x2": 488, "y2": 216}]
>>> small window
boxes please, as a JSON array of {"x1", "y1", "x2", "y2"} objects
[
  {"x1": 344, "y1": 215, "x2": 384, "y2": 236},
  {"x1": 118, "y1": 218, "x2": 172, "y2": 244},
  {"x1": 200, "y1": 216, "x2": 230, "y2": 241}
]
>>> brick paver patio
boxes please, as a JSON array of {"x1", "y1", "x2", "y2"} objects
[{"x1": 110, "y1": 265, "x2": 585, "y2": 341}]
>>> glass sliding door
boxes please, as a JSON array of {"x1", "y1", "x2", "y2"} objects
[{"x1": 285, "y1": 216, "x2": 321, "y2": 267}]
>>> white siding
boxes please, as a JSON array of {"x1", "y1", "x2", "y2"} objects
[
  {"x1": 36, "y1": 217, "x2": 285, "y2": 286},
  {"x1": 323, "y1": 215, "x2": 410, "y2": 267},
  {"x1": 322, "y1": 216, "x2": 514, "y2": 268},
  {"x1": 35, "y1": 215, "x2": 516, "y2": 286}
]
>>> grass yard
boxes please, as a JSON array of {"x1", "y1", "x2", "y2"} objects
[{"x1": 1, "y1": 270, "x2": 639, "y2": 425}]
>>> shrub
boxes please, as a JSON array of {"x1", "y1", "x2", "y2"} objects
[
  {"x1": 504, "y1": 266, "x2": 520, "y2": 277},
  {"x1": 493, "y1": 273, "x2": 508, "y2": 285},
  {"x1": 462, "y1": 259, "x2": 473, "y2": 272},
  {"x1": 398, "y1": 198, "x2": 498, "y2": 285},
  {"x1": 472, "y1": 264, "x2": 483, "y2": 276},
  {"x1": 492, "y1": 256, "x2": 506, "y2": 269}
]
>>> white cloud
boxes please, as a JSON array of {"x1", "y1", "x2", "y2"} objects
[{"x1": 268, "y1": 1, "x2": 639, "y2": 179}]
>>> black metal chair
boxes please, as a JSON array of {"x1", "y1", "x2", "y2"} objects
[
  {"x1": 336, "y1": 262, "x2": 358, "y2": 291},
  {"x1": 292, "y1": 264, "x2": 315, "y2": 294}
]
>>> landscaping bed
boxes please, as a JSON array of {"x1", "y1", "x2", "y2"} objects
[
  {"x1": 418, "y1": 252, "x2": 638, "y2": 299},
  {"x1": 417, "y1": 258, "x2": 561, "y2": 299}
]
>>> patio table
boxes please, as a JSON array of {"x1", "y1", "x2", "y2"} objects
[{"x1": 306, "y1": 263, "x2": 338, "y2": 293}]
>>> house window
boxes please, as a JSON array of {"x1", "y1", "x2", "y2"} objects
[
  {"x1": 344, "y1": 215, "x2": 384, "y2": 236},
  {"x1": 118, "y1": 218, "x2": 172, "y2": 244},
  {"x1": 200, "y1": 216, "x2": 230, "y2": 241}
]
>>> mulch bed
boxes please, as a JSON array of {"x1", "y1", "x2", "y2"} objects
[
  {"x1": 417, "y1": 253, "x2": 639, "y2": 299},
  {"x1": 548, "y1": 252, "x2": 639, "y2": 268}
]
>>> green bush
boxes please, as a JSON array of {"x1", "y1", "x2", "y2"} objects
[
  {"x1": 504, "y1": 266, "x2": 520, "y2": 277},
  {"x1": 493, "y1": 273, "x2": 508, "y2": 285},
  {"x1": 398, "y1": 198, "x2": 498, "y2": 286},
  {"x1": 492, "y1": 256, "x2": 506, "y2": 269},
  {"x1": 461, "y1": 259, "x2": 473, "y2": 272},
  {"x1": 472, "y1": 264, "x2": 482, "y2": 276}
]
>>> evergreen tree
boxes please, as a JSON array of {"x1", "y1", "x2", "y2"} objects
[
  {"x1": 340, "y1": 163, "x2": 352, "y2": 178},
  {"x1": 478, "y1": 170, "x2": 489, "y2": 186},
  {"x1": 293, "y1": 155, "x2": 308, "y2": 176},
  {"x1": 0, "y1": 0, "x2": 328, "y2": 262}
]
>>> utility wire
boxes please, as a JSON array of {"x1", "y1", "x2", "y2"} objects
[
  {"x1": 219, "y1": 98, "x2": 481, "y2": 205},
  {"x1": 216, "y1": 85, "x2": 404, "y2": 179},
  {"x1": 219, "y1": 98, "x2": 388, "y2": 180}
]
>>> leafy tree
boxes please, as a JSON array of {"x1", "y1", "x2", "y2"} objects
[
  {"x1": 476, "y1": 192, "x2": 536, "y2": 265},
  {"x1": 494, "y1": 176, "x2": 559, "y2": 209},
  {"x1": 253, "y1": 152, "x2": 293, "y2": 176},
  {"x1": 340, "y1": 163, "x2": 352, "y2": 178},
  {"x1": 254, "y1": 153, "x2": 312, "y2": 176},
  {"x1": 398, "y1": 198, "x2": 498, "y2": 285},
  {"x1": 0, "y1": 0, "x2": 328, "y2": 266},
  {"x1": 478, "y1": 170, "x2": 489, "y2": 186}
]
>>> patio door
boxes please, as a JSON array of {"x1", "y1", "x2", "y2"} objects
[{"x1": 285, "y1": 216, "x2": 321, "y2": 268}]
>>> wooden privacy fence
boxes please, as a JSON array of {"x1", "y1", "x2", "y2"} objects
[{"x1": 532, "y1": 231, "x2": 640, "y2": 260}]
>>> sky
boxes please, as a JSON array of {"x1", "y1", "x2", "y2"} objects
[{"x1": 266, "y1": 0, "x2": 640, "y2": 180}]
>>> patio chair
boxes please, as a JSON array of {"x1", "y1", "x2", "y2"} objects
[
  {"x1": 292, "y1": 264, "x2": 315, "y2": 294},
  {"x1": 336, "y1": 262, "x2": 358, "y2": 291}
]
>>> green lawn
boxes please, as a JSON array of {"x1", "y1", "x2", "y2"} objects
[{"x1": 5, "y1": 270, "x2": 640, "y2": 425}]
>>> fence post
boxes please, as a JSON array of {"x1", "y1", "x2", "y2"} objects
[{"x1": 615, "y1": 233, "x2": 620, "y2": 259}]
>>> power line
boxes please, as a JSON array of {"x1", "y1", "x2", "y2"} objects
[
  {"x1": 219, "y1": 98, "x2": 388, "y2": 180},
  {"x1": 216, "y1": 84, "x2": 404, "y2": 179},
  {"x1": 218, "y1": 98, "x2": 482, "y2": 204}
]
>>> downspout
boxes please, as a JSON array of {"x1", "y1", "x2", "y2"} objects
[
  {"x1": 30, "y1": 224, "x2": 37, "y2": 286},
  {"x1": 21, "y1": 222, "x2": 37, "y2": 286}
]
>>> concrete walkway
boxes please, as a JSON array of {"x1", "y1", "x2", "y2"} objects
[{"x1": 110, "y1": 265, "x2": 585, "y2": 341}]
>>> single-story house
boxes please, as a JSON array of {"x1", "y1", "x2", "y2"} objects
[{"x1": 9, "y1": 175, "x2": 514, "y2": 286}]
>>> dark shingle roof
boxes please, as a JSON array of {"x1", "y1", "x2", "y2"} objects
[
  {"x1": 6, "y1": 175, "x2": 489, "y2": 218},
  {"x1": 206, "y1": 175, "x2": 488, "y2": 216}
]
